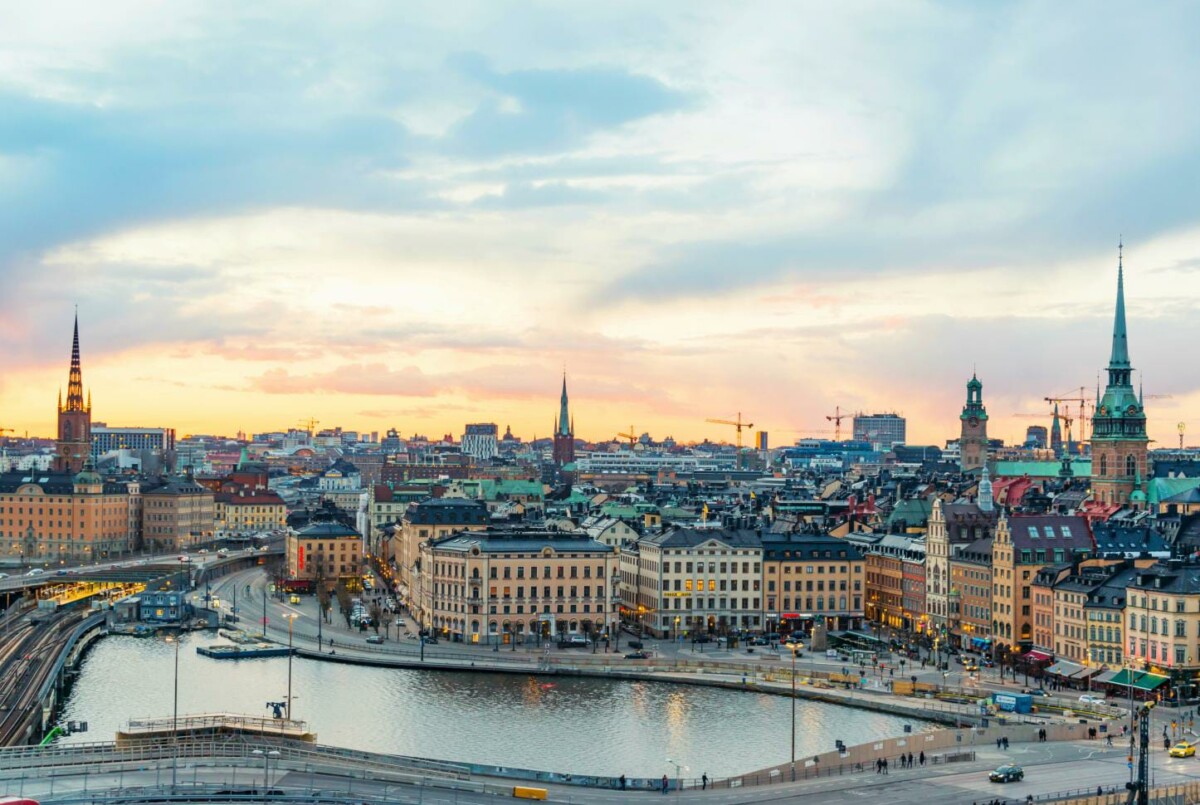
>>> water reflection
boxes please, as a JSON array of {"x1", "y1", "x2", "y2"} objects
[{"x1": 61, "y1": 632, "x2": 929, "y2": 778}]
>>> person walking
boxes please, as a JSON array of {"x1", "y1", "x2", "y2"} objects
[
  {"x1": 882, "y1": 757, "x2": 889, "y2": 775},
  {"x1": 907, "y1": 751, "x2": 913, "y2": 768},
  {"x1": 661, "y1": 774, "x2": 669, "y2": 795},
  {"x1": 919, "y1": 751, "x2": 925, "y2": 767},
  {"x1": 619, "y1": 774, "x2": 626, "y2": 791},
  {"x1": 701, "y1": 773, "x2": 708, "y2": 790}
]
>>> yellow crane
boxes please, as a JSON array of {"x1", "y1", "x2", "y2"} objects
[
  {"x1": 706, "y1": 413, "x2": 754, "y2": 451},
  {"x1": 825, "y1": 406, "x2": 849, "y2": 441},
  {"x1": 616, "y1": 427, "x2": 637, "y2": 448},
  {"x1": 296, "y1": 418, "x2": 319, "y2": 435}
]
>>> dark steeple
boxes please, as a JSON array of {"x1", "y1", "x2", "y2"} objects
[
  {"x1": 1109, "y1": 240, "x2": 1131, "y2": 376},
  {"x1": 63, "y1": 311, "x2": 88, "y2": 413},
  {"x1": 558, "y1": 373, "x2": 571, "y2": 437}
]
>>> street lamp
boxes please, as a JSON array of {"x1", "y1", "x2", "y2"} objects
[
  {"x1": 164, "y1": 634, "x2": 181, "y2": 791},
  {"x1": 666, "y1": 758, "x2": 685, "y2": 794},
  {"x1": 791, "y1": 647, "x2": 797, "y2": 778},
  {"x1": 251, "y1": 748, "x2": 281, "y2": 801},
  {"x1": 284, "y1": 613, "x2": 299, "y2": 719}
]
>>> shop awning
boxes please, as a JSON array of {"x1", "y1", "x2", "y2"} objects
[
  {"x1": 1070, "y1": 666, "x2": 1103, "y2": 680},
  {"x1": 1024, "y1": 650, "x2": 1053, "y2": 663},
  {"x1": 1093, "y1": 670, "x2": 1119, "y2": 685},
  {"x1": 1046, "y1": 660, "x2": 1083, "y2": 677},
  {"x1": 1107, "y1": 670, "x2": 1170, "y2": 691}
]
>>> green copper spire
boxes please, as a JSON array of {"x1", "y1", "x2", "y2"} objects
[
  {"x1": 558, "y1": 373, "x2": 571, "y2": 437},
  {"x1": 1109, "y1": 241, "x2": 1130, "y2": 370}
]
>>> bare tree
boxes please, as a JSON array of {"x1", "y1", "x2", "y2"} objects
[{"x1": 369, "y1": 602, "x2": 383, "y2": 635}]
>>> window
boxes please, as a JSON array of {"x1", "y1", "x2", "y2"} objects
[
  {"x1": 1126, "y1": 455, "x2": 1137, "y2": 477},
  {"x1": 1098, "y1": 454, "x2": 1108, "y2": 476},
  {"x1": 1176, "y1": 620, "x2": 1186, "y2": 637},
  {"x1": 1027, "y1": 527, "x2": 1039, "y2": 540}
]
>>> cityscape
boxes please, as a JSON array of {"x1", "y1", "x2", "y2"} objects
[{"x1": 4, "y1": 4, "x2": 1200, "y2": 805}]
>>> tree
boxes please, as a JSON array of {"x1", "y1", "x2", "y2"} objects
[
  {"x1": 335, "y1": 582, "x2": 353, "y2": 628},
  {"x1": 369, "y1": 602, "x2": 383, "y2": 635},
  {"x1": 381, "y1": 611, "x2": 393, "y2": 640}
]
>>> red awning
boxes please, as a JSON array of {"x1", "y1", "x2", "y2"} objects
[{"x1": 1024, "y1": 650, "x2": 1053, "y2": 663}]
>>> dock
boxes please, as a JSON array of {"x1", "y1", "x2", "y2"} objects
[
  {"x1": 116, "y1": 713, "x2": 316, "y2": 744},
  {"x1": 197, "y1": 643, "x2": 293, "y2": 659}
]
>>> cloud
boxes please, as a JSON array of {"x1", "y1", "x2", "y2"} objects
[{"x1": 252, "y1": 364, "x2": 438, "y2": 397}]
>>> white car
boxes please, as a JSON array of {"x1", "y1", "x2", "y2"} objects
[
  {"x1": 1079, "y1": 694, "x2": 1104, "y2": 705},
  {"x1": 26, "y1": 568, "x2": 43, "y2": 576}
]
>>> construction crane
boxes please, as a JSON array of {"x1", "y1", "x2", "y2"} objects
[
  {"x1": 296, "y1": 418, "x2": 319, "y2": 435},
  {"x1": 706, "y1": 413, "x2": 754, "y2": 451},
  {"x1": 616, "y1": 427, "x2": 637, "y2": 448},
  {"x1": 825, "y1": 406, "x2": 849, "y2": 441},
  {"x1": 1045, "y1": 389, "x2": 1092, "y2": 443}
]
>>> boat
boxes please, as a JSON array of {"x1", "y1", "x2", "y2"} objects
[{"x1": 196, "y1": 643, "x2": 294, "y2": 659}]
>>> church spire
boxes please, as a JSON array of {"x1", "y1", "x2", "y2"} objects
[
  {"x1": 1109, "y1": 240, "x2": 1130, "y2": 370},
  {"x1": 64, "y1": 311, "x2": 86, "y2": 413},
  {"x1": 558, "y1": 373, "x2": 571, "y2": 437}
]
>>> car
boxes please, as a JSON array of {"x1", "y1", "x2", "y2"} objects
[
  {"x1": 693, "y1": 635, "x2": 711, "y2": 644},
  {"x1": 1170, "y1": 741, "x2": 1196, "y2": 758},
  {"x1": 365, "y1": 635, "x2": 384, "y2": 645},
  {"x1": 628, "y1": 640, "x2": 645, "y2": 650},
  {"x1": 217, "y1": 549, "x2": 229, "y2": 557},
  {"x1": 954, "y1": 655, "x2": 965, "y2": 665},
  {"x1": 989, "y1": 764, "x2": 1024, "y2": 783},
  {"x1": 421, "y1": 635, "x2": 438, "y2": 645},
  {"x1": 198, "y1": 549, "x2": 209, "y2": 554},
  {"x1": 1022, "y1": 687, "x2": 1049, "y2": 697},
  {"x1": 0, "y1": 573, "x2": 8, "y2": 579},
  {"x1": 1079, "y1": 694, "x2": 1104, "y2": 706},
  {"x1": 964, "y1": 662, "x2": 979, "y2": 672},
  {"x1": 55, "y1": 569, "x2": 68, "y2": 576},
  {"x1": 288, "y1": 594, "x2": 301, "y2": 605},
  {"x1": 179, "y1": 555, "x2": 191, "y2": 563},
  {"x1": 26, "y1": 568, "x2": 43, "y2": 576},
  {"x1": 751, "y1": 637, "x2": 769, "y2": 646},
  {"x1": 625, "y1": 651, "x2": 651, "y2": 659},
  {"x1": 394, "y1": 618, "x2": 406, "y2": 628}
]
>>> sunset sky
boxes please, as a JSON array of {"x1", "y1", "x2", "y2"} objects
[{"x1": 3, "y1": 2, "x2": 1200, "y2": 447}]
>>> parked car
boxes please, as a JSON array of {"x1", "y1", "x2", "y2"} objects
[
  {"x1": 558, "y1": 635, "x2": 591, "y2": 648},
  {"x1": 1022, "y1": 688, "x2": 1049, "y2": 697},
  {"x1": 1170, "y1": 741, "x2": 1196, "y2": 758},
  {"x1": 1079, "y1": 694, "x2": 1104, "y2": 706},
  {"x1": 989, "y1": 764, "x2": 1024, "y2": 783},
  {"x1": 365, "y1": 635, "x2": 384, "y2": 645},
  {"x1": 625, "y1": 651, "x2": 651, "y2": 659},
  {"x1": 394, "y1": 618, "x2": 406, "y2": 628}
]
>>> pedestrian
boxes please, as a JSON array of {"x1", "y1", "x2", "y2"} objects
[
  {"x1": 1003, "y1": 736, "x2": 1009, "y2": 750},
  {"x1": 619, "y1": 775, "x2": 626, "y2": 791},
  {"x1": 919, "y1": 751, "x2": 925, "y2": 767},
  {"x1": 661, "y1": 774, "x2": 669, "y2": 795},
  {"x1": 701, "y1": 773, "x2": 708, "y2": 790},
  {"x1": 996, "y1": 737, "x2": 1002, "y2": 749},
  {"x1": 883, "y1": 757, "x2": 889, "y2": 775},
  {"x1": 907, "y1": 751, "x2": 913, "y2": 768},
  {"x1": 876, "y1": 758, "x2": 881, "y2": 774}
]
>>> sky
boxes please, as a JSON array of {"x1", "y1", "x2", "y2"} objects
[{"x1": 3, "y1": 1, "x2": 1200, "y2": 448}]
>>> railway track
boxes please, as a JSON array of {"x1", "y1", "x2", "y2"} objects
[{"x1": 0, "y1": 610, "x2": 84, "y2": 746}]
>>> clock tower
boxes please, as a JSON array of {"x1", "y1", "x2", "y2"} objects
[
  {"x1": 959, "y1": 373, "x2": 988, "y2": 472},
  {"x1": 1090, "y1": 244, "x2": 1148, "y2": 506}
]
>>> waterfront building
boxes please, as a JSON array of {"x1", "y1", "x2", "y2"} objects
[
  {"x1": 91, "y1": 426, "x2": 176, "y2": 461},
  {"x1": 552, "y1": 375, "x2": 575, "y2": 468},
  {"x1": 1090, "y1": 246, "x2": 1149, "y2": 506},
  {"x1": 991, "y1": 513, "x2": 1093, "y2": 649},
  {"x1": 416, "y1": 525, "x2": 618, "y2": 644},
  {"x1": 461, "y1": 423, "x2": 499, "y2": 460},
  {"x1": 852, "y1": 413, "x2": 906, "y2": 450},
  {"x1": 0, "y1": 468, "x2": 134, "y2": 562},
  {"x1": 286, "y1": 511, "x2": 363, "y2": 592},
  {"x1": 1124, "y1": 560, "x2": 1200, "y2": 698},
  {"x1": 950, "y1": 536, "x2": 993, "y2": 649},
  {"x1": 54, "y1": 314, "x2": 92, "y2": 474},
  {"x1": 761, "y1": 532, "x2": 864, "y2": 636},
  {"x1": 141, "y1": 476, "x2": 215, "y2": 552},
  {"x1": 396, "y1": 498, "x2": 489, "y2": 611},
  {"x1": 621, "y1": 528, "x2": 764, "y2": 639},
  {"x1": 864, "y1": 535, "x2": 923, "y2": 631},
  {"x1": 925, "y1": 498, "x2": 997, "y2": 634},
  {"x1": 959, "y1": 374, "x2": 989, "y2": 473}
]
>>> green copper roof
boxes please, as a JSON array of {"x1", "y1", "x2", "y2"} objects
[
  {"x1": 1110, "y1": 247, "x2": 1130, "y2": 369},
  {"x1": 994, "y1": 459, "x2": 1092, "y2": 478}
]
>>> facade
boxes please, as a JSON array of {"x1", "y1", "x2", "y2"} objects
[
  {"x1": 0, "y1": 470, "x2": 134, "y2": 562},
  {"x1": 864, "y1": 535, "x2": 924, "y2": 631},
  {"x1": 214, "y1": 489, "x2": 286, "y2": 536},
  {"x1": 319, "y1": 459, "x2": 361, "y2": 492},
  {"x1": 415, "y1": 526, "x2": 618, "y2": 644},
  {"x1": 926, "y1": 499, "x2": 996, "y2": 632},
  {"x1": 552, "y1": 375, "x2": 575, "y2": 467},
  {"x1": 396, "y1": 498, "x2": 490, "y2": 608},
  {"x1": 1125, "y1": 561, "x2": 1200, "y2": 696},
  {"x1": 852, "y1": 413, "x2": 906, "y2": 450},
  {"x1": 959, "y1": 374, "x2": 989, "y2": 472},
  {"x1": 951, "y1": 537, "x2": 993, "y2": 648},
  {"x1": 461, "y1": 423, "x2": 499, "y2": 460},
  {"x1": 621, "y1": 528, "x2": 764, "y2": 638},
  {"x1": 761, "y1": 533, "x2": 864, "y2": 635},
  {"x1": 141, "y1": 477, "x2": 215, "y2": 552},
  {"x1": 991, "y1": 513, "x2": 1093, "y2": 649},
  {"x1": 286, "y1": 517, "x2": 363, "y2": 591},
  {"x1": 91, "y1": 427, "x2": 176, "y2": 460},
  {"x1": 54, "y1": 315, "x2": 92, "y2": 474},
  {"x1": 1090, "y1": 248, "x2": 1149, "y2": 505}
]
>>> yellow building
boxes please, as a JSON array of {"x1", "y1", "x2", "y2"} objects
[
  {"x1": 214, "y1": 489, "x2": 287, "y2": 536},
  {"x1": 395, "y1": 498, "x2": 489, "y2": 608},
  {"x1": 286, "y1": 516, "x2": 362, "y2": 592},
  {"x1": 142, "y1": 477, "x2": 215, "y2": 552}
]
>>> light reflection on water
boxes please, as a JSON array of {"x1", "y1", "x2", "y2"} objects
[{"x1": 60, "y1": 632, "x2": 929, "y2": 778}]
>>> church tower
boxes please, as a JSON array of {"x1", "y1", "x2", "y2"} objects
[
  {"x1": 1090, "y1": 244, "x2": 1148, "y2": 505},
  {"x1": 552, "y1": 374, "x2": 575, "y2": 467},
  {"x1": 54, "y1": 312, "x2": 92, "y2": 474},
  {"x1": 959, "y1": 373, "x2": 988, "y2": 472}
]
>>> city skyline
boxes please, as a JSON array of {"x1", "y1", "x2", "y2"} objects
[{"x1": 3, "y1": 3, "x2": 1200, "y2": 445}]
